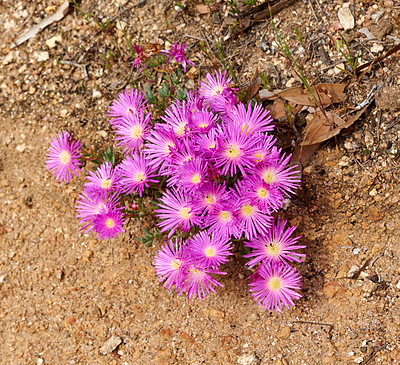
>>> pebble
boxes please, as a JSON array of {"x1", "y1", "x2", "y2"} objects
[
  {"x1": 338, "y1": 4, "x2": 354, "y2": 30},
  {"x1": 396, "y1": 280, "x2": 400, "y2": 289},
  {"x1": 99, "y1": 335, "x2": 122, "y2": 355},
  {"x1": 323, "y1": 281, "x2": 342, "y2": 298},
  {"x1": 34, "y1": 51, "x2": 50, "y2": 62},
  {"x1": 371, "y1": 44, "x2": 384, "y2": 54},
  {"x1": 46, "y1": 35, "x2": 62, "y2": 49},
  {"x1": 16, "y1": 144, "x2": 26, "y2": 152},
  {"x1": 93, "y1": 90, "x2": 102, "y2": 98},
  {"x1": 237, "y1": 353, "x2": 258, "y2": 365},
  {"x1": 277, "y1": 326, "x2": 291, "y2": 340}
]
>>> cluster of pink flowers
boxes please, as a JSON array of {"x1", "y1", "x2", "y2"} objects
[{"x1": 45, "y1": 67, "x2": 305, "y2": 312}]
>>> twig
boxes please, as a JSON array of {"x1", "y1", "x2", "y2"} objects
[
  {"x1": 360, "y1": 344, "x2": 385, "y2": 365},
  {"x1": 308, "y1": 0, "x2": 319, "y2": 21},
  {"x1": 355, "y1": 85, "x2": 378, "y2": 110},
  {"x1": 184, "y1": 34, "x2": 206, "y2": 42},
  {"x1": 59, "y1": 60, "x2": 88, "y2": 78}
]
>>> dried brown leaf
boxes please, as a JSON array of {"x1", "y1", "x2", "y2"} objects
[
  {"x1": 276, "y1": 83, "x2": 346, "y2": 106},
  {"x1": 196, "y1": 5, "x2": 211, "y2": 14}
]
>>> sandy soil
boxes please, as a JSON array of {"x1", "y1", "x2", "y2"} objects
[{"x1": 1, "y1": 0, "x2": 400, "y2": 364}]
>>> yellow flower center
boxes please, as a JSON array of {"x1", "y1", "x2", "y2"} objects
[
  {"x1": 190, "y1": 267, "x2": 202, "y2": 276},
  {"x1": 262, "y1": 168, "x2": 277, "y2": 185},
  {"x1": 208, "y1": 143, "x2": 216, "y2": 150},
  {"x1": 241, "y1": 203, "x2": 254, "y2": 216},
  {"x1": 267, "y1": 276, "x2": 283, "y2": 291},
  {"x1": 211, "y1": 85, "x2": 224, "y2": 96},
  {"x1": 101, "y1": 179, "x2": 112, "y2": 189},
  {"x1": 257, "y1": 188, "x2": 268, "y2": 198},
  {"x1": 199, "y1": 123, "x2": 208, "y2": 129},
  {"x1": 134, "y1": 172, "x2": 145, "y2": 182},
  {"x1": 219, "y1": 210, "x2": 232, "y2": 222},
  {"x1": 126, "y1": 107, "x2": 136, "y2": 116},
  {"x1": 225, "y1": 144, "x2": 241, "y2": 159},
  {"x1": 205, "y1": 195, "x2": 216, "y2": 205},
  {"x1": 204, "y1": 246, "x2": 216, "y2": 257},
  {"x1": 59, "y1": 150, "x2": 71, "y2": 165},
  {"x1": 179, "y1": 207, "x2": 192, "y2": 220},
  {"x1": 164, "y1": 141, "x2": 175, "y2": 154},
  {"x1": 174, "y1": 122, "x2": 187, "y2": 137},
  {"x1": 191, "y1": 173, "x2": 201, "y2": 184},
  {"x1": 265, "y1": 241, "x2": 282, "y2": 257},
  {"x1": 171, "y1": 259, "x2": 182, "y2": 270},
  {"x1": 130, "y1": 125, "x2": 143, "y2": 140},
  {"x1": 105, "y1": 218, "x2": 115, "y2": 228},
  {"x1": 254, "y1": 152, "x2": 264, "y2": 163}
]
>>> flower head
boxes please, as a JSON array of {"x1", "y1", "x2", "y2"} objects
[
  {"x1": 214, "y1": 123, "x2": 259, "y2": 176},
  {"x1": 132, "y1": 44, "x2": 148, "y2": 71},
  {"x1": 205, "y1": 201, "x2": 241, "y2": 238},
  {"x1": 188, "y1": 230, "x2": 232, "y2": 268},
  {"x1": 229, "y1": 101, "x2": 274, "y2": 135},
  {"x1": 244, "y1": 218, "x2": 305, "y2": 268},
  {"x1": 192, "y1": 181, "x2": 229, "y2": 216},
  {"x1": 155, "y1": 188, "x2": 202, "y2": 237},
  {"x1": 162, "y1": 42, "x2": 194, "y2": 72},
  {"x1": 248, "y1": 262, "x2": 302, "y2": 312},
  {"x1": 107, "y1": 89, "x2": 148, "y2": 127},
  {"x1": 154, "y1": 238, "x2": 190, "y2": 291},
  {"x1": 178, "y1": 264, "x2": 225, "y2": 302},
  {"x1": 92, "y1": 208, "x2": 125, "y2": 239},
  {"x1": 178, "y1": 158, "x2": 208, "y2": 192},
  {"x1": 198, "y1": 70, "x2": 237, "y2": 114},
  {"x1": 114, "y1": 112, "x2": 152, "y2": 154},
  {"x1": 45, "y1": 131, "x2": 83, "y2": 183},
  {"x1": 84, "y1": 162, "x2": 120, "y2": 195},
  {"x1": 118, "y1": 153, "x2": 158, "y2": 197},
  {"x1": 161, "y1": 100, "x2": 191, "y2": 138}
]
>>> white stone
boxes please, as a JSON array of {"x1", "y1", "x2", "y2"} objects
[
  {"x1": 46, "y1": 35, "x2": 61, "y2": 49},
  {"x1": 34, "y1": 51, "x2": 49, "y2": 62},
  {"x1": 237, "y1": 353, "x2": 258, "y2": 365},
  {"x1": 16, "y1": 144, "x2": 26, "y2": 153},
  {"x1": 338, "y1": 4, "x2": 355, "y2": 30},
  {"x1": 371, "y1": 44, "x2": 384, "y2": 54},
  {"x1": 396, "y1": 280, "x2": 400, "y2": 289},
  {"x1": 92, "y1": 90, "x2": 102, "y2": 98},
  {"x1": 2, "y1": 51, "x2": 15, "y2": 65}
]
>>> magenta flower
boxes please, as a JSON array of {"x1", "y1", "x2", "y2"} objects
[
  {"x1": 248, "y1": 262, "x2": 302, "y2": 312},
  {"x1": 75, "y1": 191, "x2": 121, "y2": 234},
  {"x1": 145, "y1": 125, "x2": 178, "y2": 174},
  {"x1": 118, "y1": 153, "x2": 158, "y2": 197},
  {"x1": 154, "y1": 237, "x2": 190, "y2": 291},
  {"x1": 244, "y1": 218, "x2": 305, "y2": 268},
  {"x1": 92, "y1": 208, "x2": 124, "y2": 239},
  {"x1": 192, "y1": 181, "x2": 229, "y2": 216},
  {"x1": 229, "y1": 101, "x2": 274, "y2": 135},
  {"x1": 214, "y1": 123, "x2": 259, "y2": 176},
  {"x1": 178, "y1": 264, "x2": 225, "y2": 302},
  {"x1": 188, "y1": 230, "x2": 232, "y2": 268},
  {"x1": 257, "y1": 150, "x2": 301, "y2": 196},
  {"x1": 45, "y1": 131, "x2": 83, "y2": 183},
  {"x1": 189, "y1": 110, "x2": 217, "y2": 133},
  {"x1": 178, "y1": 158, "x2": 208, "y2": 192},
  {"x1": 114, "y1": 112, "x2": 152, "y2": 153},
  {"x1": 250, "y1": 134, "x2": 276, "y2": 165},
  {"x1": 198, "y1": 70, "x2": 237, "y2": 113},
  {"x1": 161, "y1": 100, "x2": 191, "y2": 138},
  {"x1": 242, "y1": 176, "x2": 284, "y2": 212},
  {"x1": 205, "y1": 201, "x2": 241, "y2": 238},
  {"x1": 132, "y1": 44, "x2": 148, "y2": 71},
  {"x1": 155, "y1": 188, "x2": 202, "y2": 237},
  {"x1": 84, "y1": 162, "x2": 120, "y2": 195},
  {"x1": 107, "y1": 89, "x2": 148, "y2": 127},
  {"x1": 162, "y1": 42, "x2": 194, "y2": 72},
  {"x1": 195, "y1": 127, "x2": 220, "y2": 157}
]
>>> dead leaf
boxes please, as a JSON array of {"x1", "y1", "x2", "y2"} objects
[
  {"x1": 243, "y1": 68, "x2": 260, "y2": 103},
  {"x1": 196, "y1": 5, "x2": 211, "y2": 14},
  {"x1": 11, "y1": 1, "x2": 69, "y2": 48},
  {"x1": 276, "y1": 83, "x2": 346, "y2": 107},
  {"x1": 269, "y1": 99, "x2": 286, "y2": 120},
  {"x1": 301, "y1": 106, "x2": 368, "y2": 146},
  {"x1": 291, "y1": 143, "x2": 321, "y2": 169}
]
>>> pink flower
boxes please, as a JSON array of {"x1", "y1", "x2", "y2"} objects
[
  {"x1": 162, "y1": 43, "x2": 194, "y2": 72},
  {"x1": 45, "y1": 131, "x2": 83, "y2": 183}
]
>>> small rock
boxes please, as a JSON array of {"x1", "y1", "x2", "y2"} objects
[
  {"x1": 46, "y1": 35, "x2": 62, "y2": 49},
  {"x1": 371, "y1": 11, "x2": 384, "y2": 21},
  {"x1": 396, "y1": 280, "x2": 400, "y2": 289},
  {"x1": 277, "y1": 326, "x2": 291, "y2": 340},
  {"x1": 371, "y1": 44, "x2": 384, "y2": 54},
  {"x1": 37, "y1": 359, "x2": 44, "y2": 365},
  {"x1": 348, "y1": 265, "x2": 359, "y2": 277},
  {"x1": 16, "y1": 144, "x2": 26, "y2": 153},
  {"x1": 34, "y1": 51, "x2": 49, "y2": 62},
  {"x1": 237, "y1": 353, "x2": 258, "y2": 365},
  {"x1": 93, "y1": 89, "x2": 102, "y2": 98},
  {"x1": 323, "y1": 281, "x2": 342, "y2": 298},
  {"x1": 338, "y1": 4, "x2": 354, "y2": 31},
  {"x1": 100, "y1": 335, "x2": 122, "y2": 355},
  {"x1": 3, "y1": 51, "x2": 15, "y2": 65}
]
